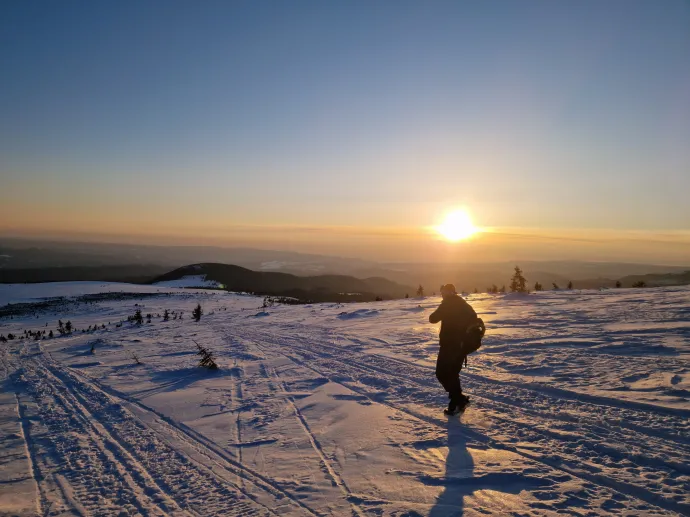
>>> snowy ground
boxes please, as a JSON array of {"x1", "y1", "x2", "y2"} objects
[{"x1": 0, "y1": 283, "x2": 688, "y2": 516}]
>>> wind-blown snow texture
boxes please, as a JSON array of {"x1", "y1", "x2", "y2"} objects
[{"x1": 1, "y1": 283, "x2": 688, "y2": 516}]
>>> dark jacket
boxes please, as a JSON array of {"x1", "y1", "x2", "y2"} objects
[{"x1": 429, "y1": 294, "x2": 477, "y2": 349}]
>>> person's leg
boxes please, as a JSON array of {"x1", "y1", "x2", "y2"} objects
[
  {"x1": 455, "y1": 356, "x2": 471, "y2": 406},
  {"x1": 437, "y1": 348, "x2": 460, "y2": 392},
  {"x1": 435, "y1": 351, "x2": 452, "y2": 392},
  {"x1": 448, "y1": 354, "x2": 471, "y2": 409}
]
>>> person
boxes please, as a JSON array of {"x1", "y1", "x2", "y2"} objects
[{"x1": 429, "y1": 283, "x2": 478, "y2": 414}]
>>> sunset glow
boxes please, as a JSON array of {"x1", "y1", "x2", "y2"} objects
[{"x1": 435, "y1": 210, "x2": 478, "y2": 242}]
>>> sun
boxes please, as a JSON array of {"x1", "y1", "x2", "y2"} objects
[{"x1": 435, "y1": 209, "x2": 478, "y2": 241}]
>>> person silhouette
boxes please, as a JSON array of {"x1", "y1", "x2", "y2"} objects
[{"x1": 429, "y1": 284, "x2": 478, "y2": 414}]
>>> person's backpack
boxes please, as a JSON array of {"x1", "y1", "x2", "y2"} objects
[{"x1": 461, "y1": 318, "x2": 486, "y2": 367}]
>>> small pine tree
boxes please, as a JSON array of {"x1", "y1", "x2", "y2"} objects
[
  {"x1": 473, "y1": 287, "x2": 478, "y2": 294},
  {"x1": 499, "y1": 285, "x2": 506, "y2": 293},
  {"x1": 49, "y1": 330, "x2": 54, "y2": 338},
  {"x1": 405, "y1": 293, "x2": 409, "y2": 299},
  {"x1": 567, "y1": 281, "x2": 573, "y2": 289},
  {"x1": 65, "y1": 321, "x2": 73, "y2": 333},
  {"x1": 416, "y1": 285, "x2": 425, "y2": 297},
  {"x1": 552, "y1": 282, "x2": 559, "y2": 290},
  {"x1": 0, "y1": 335, "x2": 6, "y2": 343},
  {"x1": 509, "y1": 266, "x2": 528, "y2": 293},
  {"x1": 129, "y1": 350, "x2": 142, "y2": 365},
  {"x1": 615, "y1": 281, "x2": 622, "y2": 288},
  {"x1": 534, "y1": 282, "x2": 543, "y2": 291},
  {"x1": 194, "y1": 340, "x2": 218, "y2": 370},
  {"x1": 632, "y1": 280, "x2": 647, "y2": 288},
  {"x1": 134, "y1": 310, "x2": 143, "y2": 325},
  {"x1": 163, "y1": 309, "x2": 170, "y2": 321},
  {"x1": 192, "y1": 304, "x2": 203, "y2": 322}
]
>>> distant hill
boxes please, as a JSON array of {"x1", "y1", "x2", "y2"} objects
[
  {"x1": 0, "y1": 265, "x2": 170, "y2": 284},
  {"x1": 152, "y1": 263, "x2": 415, "y2": 302},
  {"x1": 2, "y1": 238, "x2": 688, "y2": 292},
  {"x1": 351, "y1": 261, "x2": 690, "y2": 293},
  {"x1": 0, "y1": 237, "x2": 375, "y2": 274},
  {"x1": 618, "y1": 271, "x2": 690, "y2": 288}
]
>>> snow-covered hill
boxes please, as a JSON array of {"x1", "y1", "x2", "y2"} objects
[{"x1": 0, "y1": 283, "x2": 688, "y2": 516}]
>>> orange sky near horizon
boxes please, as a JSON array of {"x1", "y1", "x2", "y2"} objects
[{"x1": 2, "y1": 207, "x2": 689, "y2": 265}]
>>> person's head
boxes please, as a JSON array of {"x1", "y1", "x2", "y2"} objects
[{"x1": 440, "y1": 283, "x2": 457, "y2": 299}]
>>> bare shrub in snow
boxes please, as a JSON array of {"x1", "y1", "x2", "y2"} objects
[
  {"x1": 129, "y1": 350, "x2": 142, "y2": 365},
  {"x1": 194, "y1": 340, "x2": 218, "y2": 370}
]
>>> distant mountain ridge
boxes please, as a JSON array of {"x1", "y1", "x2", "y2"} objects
[
  {"x1": 619, "y1": 270, "x2": 690, "y2": 288},
  {"x1": 2, "y1": 238, "x2": 689, "y2": 291},
  {"x1": 151, "y1": 263, "x2": 415, "y2": 301},
  {"x1": 0, "y1": 265, "x2": 170, "y2": 284}
]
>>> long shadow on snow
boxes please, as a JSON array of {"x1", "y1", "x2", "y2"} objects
[
  {"x1": 428, "y1": 421, "x2": 473, "y2": 516},
  {"x1": 428, "y1": 419, "x2": 543, "y2": 516},
  {"x1": 130, "y1": 366, "x2": 242, "y2": 400}
]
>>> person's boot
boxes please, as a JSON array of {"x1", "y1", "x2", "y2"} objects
[
  {"x1": 444, "y1": 393, "x2": 468, "y2": 415},
  {"x1": 458, "y1": 393, "x2": 470, "y2": 409},
  {"x1": 444, "y1": 398, "x2": 456, "y2": 415}
]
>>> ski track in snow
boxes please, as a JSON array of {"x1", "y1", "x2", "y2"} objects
[
  {"x1": 9, "y1": 343, "x2": 312, "y2": 516},
  {"x1": 0, "y1": 284, "x2": 689, "y2": 516},
  {"x1": 233, "y1": 324, "x2": 689, "y2": 516}
]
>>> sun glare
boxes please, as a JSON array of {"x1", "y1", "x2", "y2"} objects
[{"x1": 436, "y1": 209, "x2": 478, "y2": 241}]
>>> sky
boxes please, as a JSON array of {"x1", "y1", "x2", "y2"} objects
[{"x1": 1, "y1": 1, "x2": 689, "y2": 264}]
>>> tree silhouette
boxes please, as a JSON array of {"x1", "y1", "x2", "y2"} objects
[
  {"x1": 534, "y1": 282, "x2": 543, "y2": 291},
  {"x1": 567, "y1": 281, "x2": 573, "y2": 289},
  {"x1": 615, "y1": 281, "x2": 622, "y2": 288},
  {"x1": 509, "y1": 266, "x2": 528, "y2": 293},
  {"x1": 416, "y1": 285, "x2": 425, "y2": 297},
  {"x1": 192, "y1": 304, "x2": 203, "y2": 322}
]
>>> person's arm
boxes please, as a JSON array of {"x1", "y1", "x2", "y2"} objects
[{"x1": 429, "y1": 303, "x2": 445, "y2": 323}]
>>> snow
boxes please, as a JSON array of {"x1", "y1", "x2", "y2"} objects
[
  {"x1": 153, "y1": 275, "x2": 223, "y2": 289},
  {"x1": 1, "y1": 284, "x2": 689, "y2": 515},
  {"x1": 0, "y1": 281, "x2": 219, "y2": 307}
]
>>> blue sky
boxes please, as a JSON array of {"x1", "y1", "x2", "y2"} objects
[{"x1": 1, "y1": 1, "x2": 689, "y2": 261}]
